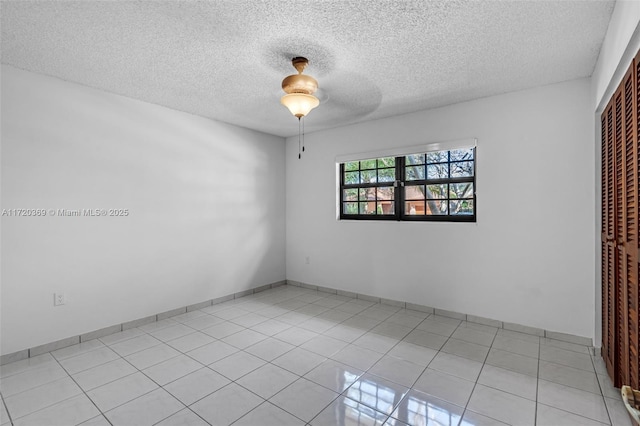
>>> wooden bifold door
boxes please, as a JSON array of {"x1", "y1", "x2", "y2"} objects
[{"x1": 601, "y1": 49, "x2": 640, "y2": 388}]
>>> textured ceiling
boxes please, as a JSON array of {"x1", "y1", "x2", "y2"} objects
[{"x1": 1, "y1": 1, "x2": 614, "y2": 138}]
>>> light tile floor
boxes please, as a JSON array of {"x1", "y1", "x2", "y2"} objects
[{"x1": 0, "y1": 285, "x2": 632, "y2": 426}]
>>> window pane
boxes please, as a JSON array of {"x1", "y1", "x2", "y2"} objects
[
  {"x1": 377, "y1": 202, "x2": 394, "y2": 215},
  {"x1": 450, "y1": 199, "x2": 474, "y2": 215},
  {"x1": 343, "y1": 189, "x2": 358, "y2": 201},
  {"x1": 340, "y1": 149, "x2": 475, "y2": 221},
  {"x1": 405, "y1": 154, "x2": 425, "y2": 165},
  {"x1": 361, "y1": 159, "x2": 376, "y2": 170},
  {"x1": 450, "y1": 161, "x2": 474, "y2": 177},
  {"x1": 405, "y1": 185, "x2": 424, "y2": 200},
  {"x1": 426, "y1": 150, "x2": 448, "y2": 163},
  {"x1": 344, "y1": 171, "x2": 359, "y2": 184},
  {"x1": 425, "y1": 184, "x2": 447, "y2": 199},
  {"x1": 345, "y1": 161, "x2": 359, "y2": 171},
  {"x1": 378, "y1": 168, "x2": 395, "y2": 182},
  {"x1": 450, "y1": 148, "x2": 474, "y2": 161},
  {"x1": 377, "y1": 157, "x2": 395, "y2": 168},
  {"x1": 450, "y1": 183, "x2": 473, "y2": 199},
  {"x1": 406, "y1": 166, "x2": 425, "y2": 181},
  {"x1": 359, "y1": 202, "x2": 376, "y2": 215},
  {"x1": 425, "y1": 200, "x2": 448, "y2": 215},
  {"x1": 377, "y1": 187, "x2": 394, "y2": 200},
  {"x1": 405, "y1": 201, "x2": 425, "y2": 215},
  {"x1": 361, "y1": 170, "x2": 377, "y2": 183},
  {"x1": 427, "y1": 164, "x2": 449, "y2": 179},
  {"x1": 359, "y1": 188, "x2": 375, "y2": 201},
  {"x1": 343, "y1": 202, "x2": 358, "y2": 214}
]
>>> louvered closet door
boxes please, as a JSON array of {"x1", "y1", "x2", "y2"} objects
[
  {"x1": 626, "y1": 53, "x2": 640, "y2": 389},
  {"x1": 620, "y1": 54, "x2": 640, "y2": 389},
  {"x1": 603, "y1": 97, "x2": 618, "y2": 383},
  {"x1": 615, "y1": 84, "x2": 630, "y2": 387},
  {"x1": 602, "y1": 51, "x2": 640, "y2": 389}
]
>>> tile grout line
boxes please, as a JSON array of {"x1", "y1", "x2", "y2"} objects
[
  {"x1": 50, "y1": 354, "x2": 115, "y2": 426},
  {"x1": 296, "y1": 300, "x2": 510, "y2": 423},
  {"x1": 590, "y1": 352, "x2": 614, "y2": 426},
  {"x1": 85, "y1": 292, "x2": 290, "y2": 425},
  {"x1": 152, "y1": 288, "x2": 348, "y2": 425},
  {"x1": 272, "y1": 292, "x2": 397, "y2": 424},
  {"x1": 150, "y1": 396, "x2": 209, "y2": 426},
  {"x1": 222, "y1": 288, "x2": 362, "y2": 425},
  {"x1": 413, "y1": 315, "x2": 465, "y2": 424},
  {"x1": 517, "y1": 337, "x2": 617, "y2": 425},
  {"x1": 458, "y1": 323, "x2": 500, "y2": 425},
  {"x1": 535, "y1": 387, "x2": 616, "y2": 424},
  {"x1": 122, "y1": 328, "x2": 242, "y2": 425},
  {"x1": 535, "y1": 347, "x2": 614, "y2": 396},
  {"x1": 303, "y1": 304, "x2": 436, "y2": 424},
  {"x1": 115, "y1": 349, "x2": 210, "y2": 426},
  {"x1": 81, "y1": 330, "x2": 202, "y2": 418},
  {"x1": 250, "y1": 289, "x2": 420, "y2": 424},
  {"x1": 1, "y1": 356, "x2": 114, "y2": 424},
  {"x1": 0, "y1": 393, "x2": 13, "y2": 426},
  {"x1": 103, "y1": 346, "x2": 191, "y2": 425},
  {"x1": 65, "y1": 316, "x2": 215, "y2": 424}
]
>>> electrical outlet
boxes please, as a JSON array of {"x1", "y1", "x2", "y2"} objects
[
  {"x1": 305, "y1": 256, "x2": 310, "y2": 264},
  {"x1": 54, "y1": 293, "x2": 66, "y2": 306}
]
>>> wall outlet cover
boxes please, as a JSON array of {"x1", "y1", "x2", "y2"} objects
[{"x1": 54, "y1": 293, "x2": 66, "y2": 306}]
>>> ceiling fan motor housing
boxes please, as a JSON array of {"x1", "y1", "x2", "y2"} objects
[{"x1": 281, "y1": 57, "x2": 318, "y2": 95}]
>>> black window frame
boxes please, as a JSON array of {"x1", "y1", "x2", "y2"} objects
[{"x1": 339, "y1": 147, "x2": 476, "y2": 222}]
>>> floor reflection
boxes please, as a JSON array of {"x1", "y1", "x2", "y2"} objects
[
  {"x1": 390, "y1": 389, "x2": 464, "y2": 426},
  {"x1": 329, "y1": 372, "x2": 465, "y2": 425},
  {"x1": 345, "y1": 374, "x2": 406, "y2": 415},
  {"x1": 329, "y1": 396, "x2": 389, "y2": 425}
]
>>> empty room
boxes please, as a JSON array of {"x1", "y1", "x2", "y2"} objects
[{"x1": 1, "y1": 1, "x2": 639, "y2": 425}]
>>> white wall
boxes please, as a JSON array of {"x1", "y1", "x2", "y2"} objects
[
  {"x1": 590, "y1": 1, "x2": 640, "y2": 348},
  {"x1": 1, "y1": 66, "x2": 286, "y2": 355},
  {"x1": 286, "y1": 78, "x2": 595, "y2": 339},
  {"x1": 592, "y1": 0, "x2": 640, "y2": 112}
]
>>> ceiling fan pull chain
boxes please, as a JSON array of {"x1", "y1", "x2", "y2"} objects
[
  {"x1": 298, "y1": 117, "x2": 302, "y2": 159},
  {"x1": 302, "y1": 117, "x2": 305, "y2": 152}
]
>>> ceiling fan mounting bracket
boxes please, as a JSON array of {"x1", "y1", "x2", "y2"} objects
[{"x1": 291, "y1": 57, "x2": 308, "y2": 74}]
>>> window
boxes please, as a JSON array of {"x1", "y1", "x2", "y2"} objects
[{"x1": 339, "y1": 147, "x2": 475, "y2": 222}]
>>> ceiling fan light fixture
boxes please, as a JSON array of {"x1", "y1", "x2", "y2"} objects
[
  {"x1": 280, "y1": 57, "x2": 319, "y2": 118},
  {"x1": 280, "y1": 93, "x2": 320, "y2": 118}
]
